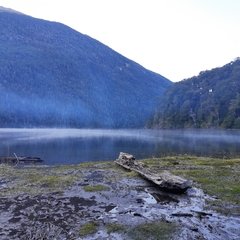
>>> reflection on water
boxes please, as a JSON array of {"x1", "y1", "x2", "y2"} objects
[{"x1": 0, "y1": 129, "x2": 240, "y2": 165}]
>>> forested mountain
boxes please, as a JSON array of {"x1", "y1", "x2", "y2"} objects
[
  {"x1": 0, "y1": 7, "x2": 171, "y2": 128},
  {"x1": 149, "y1": 59, "x2": 240, "y2": 129}
]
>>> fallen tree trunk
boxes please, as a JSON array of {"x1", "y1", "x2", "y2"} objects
[
  {"x1": 115, "y1": 152, "x2": 191, "y2": 193},
  {"x1": 0, "y1": 156, "x2": 44, "y2": 164}
]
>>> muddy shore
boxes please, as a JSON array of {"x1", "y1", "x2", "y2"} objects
[{"x1": 0, "y1": 156, "x2": 239, "y2": 239}]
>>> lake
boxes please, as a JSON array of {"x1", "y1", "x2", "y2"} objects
[{"x1": 0, "y1": 128, "x2": 240, "y2": 165}]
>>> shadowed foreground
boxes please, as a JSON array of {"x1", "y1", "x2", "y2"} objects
[{"x1": 0, "y1": 156, "x2": 239, "y2": 239}]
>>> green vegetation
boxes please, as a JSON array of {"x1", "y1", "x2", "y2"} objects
[
  {"x1": 38, "y1": 175, "x2": 75, "y2": 188},
  {"x1": 1, "y1": 155, "x2": 239, "y2": 216},
  {"x1": 149, "y1": 58, "x2": 240, "y2": 129},
  {"x1": 106, "y1": 221, "x2": 176, "y2": 239},
  {"x1": 121, "y1": 170, "x2": 139, "y2": 178},
  {"x1": 0, "y1": 164, "x2": 80, "y2": 196},
  {"x1": 141, "y1": 156, "x2": 240, "y2": 214},
  {"x1": 0, "y1": 161, "x2": 123, "y2": 197},
  {"x1": 83, "y1": 184, "x2": 110, "y2": 192},
  {"x1": 79, "y1": 222, "x2": 98, "y2": 237},
  {"x1": 106, "y1": 223, "x2": 126, "y2": 233},
  {"x1": 127, "y1": 221, "x2": 177, "y2": 240}
]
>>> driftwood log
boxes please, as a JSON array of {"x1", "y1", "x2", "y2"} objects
[
  {"x1": 0, "y1": 156, "x2": 44, "y2": 164},
  {"x1": 115, "y1": 152, "x2": 191, "y2": 193}
]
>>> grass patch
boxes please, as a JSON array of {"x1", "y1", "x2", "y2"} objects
[
  {"x1": 83, "y1": 184, "x2": 110, "y2": 192},
  {"x1": 0, "y1": 165, "x2": 80, "y2": 196},
  {"x1": 127, "y1": 221, "x2": 177, "y2": 240},
  {"x1": 78, "y1": 161, "x2": 97, "y2": 169},
  {"x1": 79, "y1": 222, "x2": 98, "y2": 236},
  {"x1": 77, "y1": 161, "x2": 115, "y2": 169},
  {"x1": 39, "y1": 175, "x2": 75, "y2": 188},
  {"x1": 0, "y1": 164, "x2": 15, "y2": 175},
  {"x1": 173, "y1": 166, "x2": 240, "y2": 205},
  {"x1": 142, "y1": 156, "x2": 240, "y2": 205},
  {"x1": 106, "y1": 223, "x2": 126, "y2": 233},
  {"x1": 1, "y1": 155, "x2": 239, "y2": 216},
  {"x1": 121, "y1": 170, "x2": 139, "y2": 178}
]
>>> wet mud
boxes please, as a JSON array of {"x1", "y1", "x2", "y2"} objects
[{"x1": 0, "y1": 168, "x2": 239, "y2": 239}]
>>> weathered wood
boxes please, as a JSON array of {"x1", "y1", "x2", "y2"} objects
[
  {"x1": 0, "y1": 156, "x2": 44, "y2": 164},
  {"x1": 115, "y1": 152, "x2": 191, "y2": 193}
]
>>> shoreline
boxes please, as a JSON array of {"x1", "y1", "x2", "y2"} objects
[{"x1": 0, "y1": 156, "x2": 239, "y2": 239}]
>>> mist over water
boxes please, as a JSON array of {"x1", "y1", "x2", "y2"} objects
[{"x1": 0, "y1": 128, "x2": 240, "y2": 165}]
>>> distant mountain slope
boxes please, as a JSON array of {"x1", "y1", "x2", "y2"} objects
[
  {"x1": 0, "y1": 7, "x2": 171, "y2": 128},
  {"x1": 149, "y1": 59, "x2": 240, "y2": 129}
]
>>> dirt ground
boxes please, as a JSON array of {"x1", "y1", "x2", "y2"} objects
[{"x1": 0, "y1": 159, "x2": 239, "y2": 239}]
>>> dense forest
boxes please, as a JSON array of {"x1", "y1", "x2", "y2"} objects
[
  {"x1": 2, "y1": 7, "x2": 239, "y2": 130},
  {"x1": 149, "y1": 58, "x2": 240, "y2": 129},
  {"x1": 0, "y1": 8, "x2": 171, "y2": 128}
]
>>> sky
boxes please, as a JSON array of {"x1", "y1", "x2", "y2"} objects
[{"x1": 0, "y1": 0, "x2": 240, "y2": 82}]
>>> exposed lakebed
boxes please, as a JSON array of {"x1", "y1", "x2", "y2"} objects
[{"x1": 0, "y1": 157, "x2": 239, "y2": 239}]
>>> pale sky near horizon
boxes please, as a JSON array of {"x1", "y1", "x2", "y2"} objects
[{"x1": 0, "y1": 0, "x2": 240, "y2": 82}]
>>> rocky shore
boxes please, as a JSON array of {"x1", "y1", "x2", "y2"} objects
[{"x1": 0, "y1": 156, "x2": 239, "y2": 239}]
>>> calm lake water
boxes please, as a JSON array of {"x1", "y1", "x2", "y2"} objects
[{"x1": 0, "y1": 128, "x2": 240, "y2": 165}]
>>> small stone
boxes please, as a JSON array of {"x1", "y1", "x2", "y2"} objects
[{"x1": 190, "y1": 227, "x2": 198, "y2": 232}]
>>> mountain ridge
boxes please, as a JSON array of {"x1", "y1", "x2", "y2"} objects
[
  {"x1": 149, "y1": 58, "x2": 240, "y2": 129},
  {"x1": 0, "y1": 8, "x2": 171, "y2": 128},
  {"x1": 0, "y1": 6, "x2": 23, "y2": 14}
]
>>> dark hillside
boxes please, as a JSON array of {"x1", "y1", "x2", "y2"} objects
[
  {"x1": 149, "y1": 59, "x2": 240, "y2": 129},
  {"x1": 0, "y1": 7, "x2": 171, "y2": 128}
]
